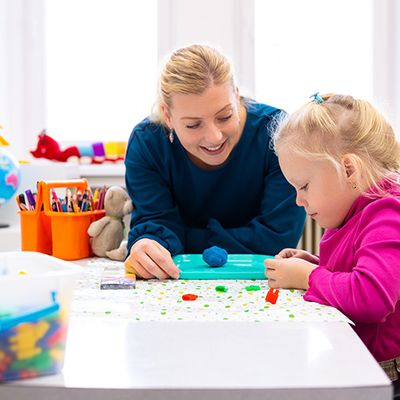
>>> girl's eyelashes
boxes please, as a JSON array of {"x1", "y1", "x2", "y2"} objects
[{"x1": 300, "y1": 183, "x2": 309, "y2": 191}]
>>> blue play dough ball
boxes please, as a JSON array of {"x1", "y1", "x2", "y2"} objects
[{"x1": 202, "y1": 246, "x2": 228, "y2": 267}]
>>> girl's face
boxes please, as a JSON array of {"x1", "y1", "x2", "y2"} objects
[
  {"x1": 278, "y1": 151, "x2": 360, "y2": 229},
  {"x1": 162, "y1": 82, "x2": 245, "y2": 168}
]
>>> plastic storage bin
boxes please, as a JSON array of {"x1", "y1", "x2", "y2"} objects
[
  {"x1": 19, "y1": 179, "x2": 105, "y2": 260},
  {"x1": 0, "y1": 251, "x2": 82, "y2": 382}
]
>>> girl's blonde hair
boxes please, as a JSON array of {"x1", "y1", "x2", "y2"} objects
[
  {"x1": 273, "y1": 94, "x2": 400, "y2": 196},
  {"x1": 151, "y1": 44, "x2": 235, "y2": 125}
]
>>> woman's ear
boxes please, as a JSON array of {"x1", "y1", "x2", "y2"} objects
[
  {"x1": 160, "y1": 103, "x2": 172, "y2": 129},
  {"x1": 234, "y1": 86, "x2": 240, "y2": 103}
]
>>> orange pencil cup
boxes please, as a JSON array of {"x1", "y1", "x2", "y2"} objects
[
  {"x1": 49, "y1": 211, "x2": 105, "y2": 260},
  {"x1": 19, "y1": 179, "x2": 105, "y2": 260},
  {"x1": 19, "y1": 182, "x2": 52, "y2": 255}
]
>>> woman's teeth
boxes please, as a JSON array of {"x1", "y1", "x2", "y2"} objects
[{"x1": 204, "y1": 143, "x2": 223, "y2": 151}]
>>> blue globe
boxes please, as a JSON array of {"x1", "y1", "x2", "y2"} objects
[{"x1": 0, "y1": 148, "x2": 21, "y2": 206}]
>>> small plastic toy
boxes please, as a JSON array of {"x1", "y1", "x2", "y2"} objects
[
  {"x1": 265, "y1": 288, "x2": 280, "y2": 304},
  {"x1": 202, "y1": 246, "x2": 228, "y2": 267}
]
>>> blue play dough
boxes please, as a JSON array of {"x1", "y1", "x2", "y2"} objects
[{"x1": 202, "y1": 246, "x2": 228, "y2": 267}]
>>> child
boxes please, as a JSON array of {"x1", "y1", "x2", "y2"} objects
[{"x1": 265, "y1": 93, "x2": 400, "y2": 389}]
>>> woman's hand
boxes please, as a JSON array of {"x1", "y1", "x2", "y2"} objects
[
  {"x1": 264, "y1": 257, "x2": 317, "y2": 290},
  {"x1": 275, "y1": 248, "x2": 320, "y2": 264},
  {"x1": 124, "y1": 238, "x2": 179, "y2": 280}
]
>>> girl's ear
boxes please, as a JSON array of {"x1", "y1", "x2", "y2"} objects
[
  {"x1": 160, "y1": 103, "x2": 172, "y2": 129},
  {"x1": 341, "y1": 153, "x2": 362, "y2": 179}
]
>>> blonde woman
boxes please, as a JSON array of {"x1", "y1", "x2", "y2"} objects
[
  {"x1": 124, "y1": 44, "x2": 305, "y2": 280},
  {"x1": 265, "y1": 93, "x2": 400, "y2": 389}
]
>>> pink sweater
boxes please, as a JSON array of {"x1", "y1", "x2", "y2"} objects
[{"x1": 304, "y1": 183, "x2": 400, "y2": 362}]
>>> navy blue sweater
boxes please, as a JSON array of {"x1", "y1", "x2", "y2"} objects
[{"x1": 125, "y1": 101, "x2": 305, "y2": 255}]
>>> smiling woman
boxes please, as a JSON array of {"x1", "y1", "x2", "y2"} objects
[
  {"x1": 123, "y1": 44, "x2": 306, "y2": 281},
  {"x1": 160, "y1": 82, "x2": 245, "y2": 169}
]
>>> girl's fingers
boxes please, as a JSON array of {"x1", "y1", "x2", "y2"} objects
[
  {"x1": 276, "y1": 248, "x2": 296, "y2": 258},
  {"x1": 264, "y1": 258, "x2": 280, "y2": 269}
]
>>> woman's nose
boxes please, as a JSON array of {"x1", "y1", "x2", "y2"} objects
[{"x1": 204, "y1": 124, "x2": 223, "y2": 143}]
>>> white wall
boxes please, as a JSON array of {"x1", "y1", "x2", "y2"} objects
[
  {"x1": 158, "y1": 0, "x2": 254, "y2": 97},
  {"x1": 0, "y1": 0, "x2": 46, "y2": 160},
  {"x1": 1, "y1": 0, "x2": 399, "y2": 161},
  {"x1": 373, "y1": 0, "x2": 400, "y2": 133}
]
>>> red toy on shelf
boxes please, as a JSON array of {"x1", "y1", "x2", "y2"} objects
[{"x1": 30, "y1": 130, "x2": 126, "y2": 164}]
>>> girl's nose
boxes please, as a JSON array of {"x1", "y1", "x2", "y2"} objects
[{"x1": 296, "y1": 191, "x2": 306, "y2": 208}]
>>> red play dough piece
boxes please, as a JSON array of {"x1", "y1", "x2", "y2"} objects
[{"x1": 182, "y1": 294, "x2": 198, "y2": 301}]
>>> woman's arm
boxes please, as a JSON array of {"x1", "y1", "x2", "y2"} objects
[{"x1": 125, "y1": 125, "x2": 185, "y2": 257}]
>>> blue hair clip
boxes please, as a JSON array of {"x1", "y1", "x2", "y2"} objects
[{"x1": 310, "y1": 92, "x2": 324, "y2": 104}]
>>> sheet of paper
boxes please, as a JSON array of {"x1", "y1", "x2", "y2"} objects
[{"x1": 70, "y1": 258, "x2": 351, "y2": 324}]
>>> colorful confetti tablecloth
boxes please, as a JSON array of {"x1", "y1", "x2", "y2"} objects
[{"x1": 71, "y1": 259, "x2": 351, "y2": 323}]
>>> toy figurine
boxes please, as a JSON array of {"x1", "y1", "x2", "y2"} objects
[{"x1": 30, "y1": 129, "x2": 126, "y2": 164}]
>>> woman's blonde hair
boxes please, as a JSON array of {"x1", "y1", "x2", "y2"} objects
[
  {"x1": 151, "y1": 44, "x2": 235, "y2": 125},
  {"x1": 273, "y1": 94, "x2": 400, "y2": 196}
]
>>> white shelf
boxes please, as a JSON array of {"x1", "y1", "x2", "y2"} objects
[
  {"x1": 0, "y1": 224, "x2": 21, "y2": 252},
  {"x1": 78, "y1": 164, "x2": 125, "y2": 177},
  {"x1": 78, "y1": 164, "x2": 125, "y2": 187}
]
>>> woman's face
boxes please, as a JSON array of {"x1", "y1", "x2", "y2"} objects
[{"x1": 162, "y1": 82, "x2": 244, "y2": 168}]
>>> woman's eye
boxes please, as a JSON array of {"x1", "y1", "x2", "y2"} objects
[
  {"x1": 218, "y1": 114, "x2": 232, "y2": 122},
  {"x1": 300, "y1": 183, "x2": 309, "y2": 191},
  {"x1": 186, "y1": 123, "x2": 201, "y2": 129}
]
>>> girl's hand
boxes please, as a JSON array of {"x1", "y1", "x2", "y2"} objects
[
  {"x1": 276, "y1": 248, "x2": 320, "y2": 264},
  {"x1": 264, "y1": 257, "x2": 317, "y2": 290},
  {"x1": 124, "y1": 238, "x2": 180, "y2": 280}
]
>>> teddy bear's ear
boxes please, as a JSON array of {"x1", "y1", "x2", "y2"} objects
[
  {"x1": 123, "y1": 200, "x2": 133, "y2": 215},
  {"x1": 106, "y1": 190, "x2": 114, "y2": 201}
]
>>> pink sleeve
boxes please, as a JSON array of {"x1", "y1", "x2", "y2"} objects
[{"x1": 304, "y1": 201, "x2": 400, "y2": 323}]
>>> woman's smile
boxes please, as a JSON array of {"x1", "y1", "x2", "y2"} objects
[{"x1": 200, "y1": 139, "x2": 227, "y2": 155}]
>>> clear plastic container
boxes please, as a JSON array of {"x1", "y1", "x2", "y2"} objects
[{"x1": 0, "y1": 251, "x2": 81, "y2": 382}]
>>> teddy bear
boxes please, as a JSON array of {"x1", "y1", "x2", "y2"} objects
[{"x1": 88, "y1": 186, "x2": 133, "y2": 260}]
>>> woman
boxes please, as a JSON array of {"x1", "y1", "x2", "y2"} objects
[{"x1": 124, "y1": 44, "x2": 305, "y2": 280}]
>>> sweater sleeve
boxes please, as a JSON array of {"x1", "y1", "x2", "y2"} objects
[
  {"x1": 304, "y1": 199, "x2": 400, "y2": 323},
  {"x1": 186, "y1": 146, "x2": 306, "y2": 255},
  {"x1": 125, "y1": 127, "x2": 185, "y2": 256}
]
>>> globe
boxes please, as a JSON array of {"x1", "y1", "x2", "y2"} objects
[{"x1": 0, "y1": 147, "x2": 21, "y2": 228}]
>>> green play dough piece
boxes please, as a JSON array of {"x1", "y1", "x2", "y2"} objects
[
  {"x1": 245, "y1": 285, "x2": 261, "y2": 291},
  {"x1": 215, "y1": 285, "x2": 228, "y2": 292}
]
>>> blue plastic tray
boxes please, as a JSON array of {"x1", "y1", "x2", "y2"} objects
[{"x1": 174, "y1": 254, "x2": 273, "y2": 280}]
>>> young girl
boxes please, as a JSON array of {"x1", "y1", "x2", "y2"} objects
[{"x1": 265, "y1": 93, "x2": 400, "y2": 389}]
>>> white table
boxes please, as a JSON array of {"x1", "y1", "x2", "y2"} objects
[
  {"x1": 0, "y1": 259, "x2": 393, "y2": 399},
  {"x1": 0, "y1": 320, "x2": 393, "y2": 399}
]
